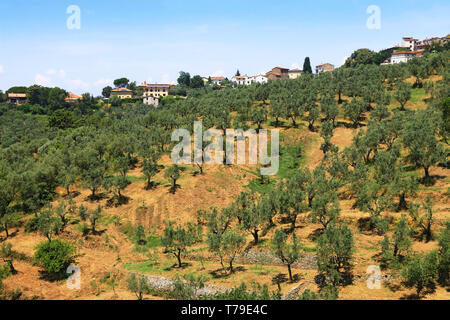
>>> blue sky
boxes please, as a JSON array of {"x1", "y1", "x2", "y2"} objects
[{"x1": 0, "y1": 0, "x2": 449, "y2": 95}]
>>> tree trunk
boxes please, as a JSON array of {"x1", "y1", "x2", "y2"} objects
[
  {"x1": 287, "y1": 264, "x2": 293, "y2": 282},
  {"x1": 397, "y1": 193, "x2": 408, "y2": 212},
  {"x1": 6, "y1": 260, "x2": 17, "y2": 275},
  {"x1": 66, "y1": 185, "x2": 71, "y2": 197},
  {"x1": 424, "y1": 167, "x2": 430, "y2": 179},
  {"x1": 229, "y1": 259, "x2": 233, "y2": 273},
  {"x1": 290, "y1": 216, "x2": 297, "y2": 231},
  {"x1": 176, "y1": 249, "x2": 182, "y2": 268},
  {"x1": 252, "y1": 230, "x2": 259, "y2": 245},
  {"x1": 4, "y1": 223, "x2": 9, "y2": 238},
  {"x1": 425, "y1": 223, "x2": 432, "y2": 243}
]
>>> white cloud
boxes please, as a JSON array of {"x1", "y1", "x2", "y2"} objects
[
  {"x1": 46, "y1": 69, "x2": 57, "y2": 75},
  {"x1": 35, "y1": 74, "x2": 52, "y2": 86},
  {"x1": 0, "y1": 65, "x2": 5, "y2": 73},
  {"x1": 291, "y1": 63, "x2": 300, "y2": 70}
]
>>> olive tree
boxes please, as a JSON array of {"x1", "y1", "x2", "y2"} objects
[{"x1": 271, "y1": 229, "x2": 301, "y2": 282}]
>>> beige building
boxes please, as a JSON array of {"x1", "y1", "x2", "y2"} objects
[
  {"x1": 110, "y1": 88, "x2": 133, "y2": 99},
  {"x1": 315, "y1": 63, "x2": 334, "y2": 74},
  {"x1": 140, "y1": 83, "x2": 175, "y2": 107},
  {"x1": 141, "y1": 83, "x2": 174, "y2": 98},
  {"x1": 288, "y1": 69, "x2": 303, "y2": 79},
  {"x1": 7, "y1": 93, "x2": 27, "y2": 105},
  {"x1": 265, "y1": 67, "x2": 290, "y2": 80}
]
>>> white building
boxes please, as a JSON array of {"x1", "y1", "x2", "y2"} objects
[
  {"x1": 401, "y1": 37, "x2": 418, "y2": 51},
  {"x1": 246, "y1": 74, "x2": 268, "y2": 85},
  {"x1": 143, "y1": 95, "x2": 159, "y2": 107},
  {"x1": 390, "y1": 51, "x2": 416, "y2": 64},
  {"x1": 231, "y1": 74, "x2": 268, "y2": 86},
  {"x1": 232, "y1": 75, "x2": 247, "y2": 86},
  {"x1": 210, "y1": 77, "x2": 225, "y2": 85}
]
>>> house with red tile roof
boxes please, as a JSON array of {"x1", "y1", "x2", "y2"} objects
[
  {"x1": 110, "y1": 87, "x2": 133, "y2": 99},
  {"x1": 65, "y1": 92, "x2": 82, "y2": 103},
  {"x1": 209, "y1": 77, "x2": 225, "y2": 85},
  {"x1": 265, "y1": 67, "x2": 289, "y2": 80},
  {"x1": 315, "y1": 63, "x2": 334, "y2": 74}
]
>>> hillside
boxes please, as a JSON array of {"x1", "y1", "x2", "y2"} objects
[{"x1": 0, "y1": 54, "x2": 449, "y2": 301}]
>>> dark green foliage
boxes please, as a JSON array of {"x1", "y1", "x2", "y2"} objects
[
  {"x1": 299, "y1": 285, "x2": 338, "y2": 300},
  {"x1": 113, "y1": 78, "x2": 130, "y2": 88},
  {"x1": 34, "y1": 239, "x2": 75, "y2": 276},
  {"x1": 344, "y1": 99, "x2": 365, "y2": 128},
  {"x1": 271, "y1": 229, "x2": 301, "y2": 282},
  {"x1": 102, "y1": 86, "x2": 112, "y2": 98},
  {"x1": 394, "y1": 82, "x2": 412, "y2": 111},
  {"x1": 392, "y1": 215, "x2": 412, "y2": 257},
  {"x1": 164, "y1": 164, "x2": 181, "y2": 193},
  {"x1": 303, "y1": 57, "x2": 312, "y2": 74},
  {"x1": 126, "y1": 274, "x2": 151, "y2": 300},
  {"x1": 344, "y1": 49, "x2": 377, "y2": 68},
  {"x1": 206, "y1": 282, "x2": 280, "y2": 300},
  {"x1": 36, "y1": 208, "x2": 62, "y2": 241},
  {"x1": 161, "y1": 221, "x2": 201, "y2": 268},
  {"x1": 190, "y1": 75, "x2": 205, "y2": 89},
  {"x1": 402, "y1": 109, "x2": 445, "y2": 183},
  {"x1": 317, "y1": 223, "x2": 354, "y2": 286},
  {"x1": 409, "y1": 197, "x2": 435, "y2": 242},
  {"x1": 402, "y1": 251, "x2": 438, "y2": 297},
  {"x1": 177, "y1": 71, "x2": 191, "y2": 87},
  {"x1": 437, "y1": 221, "x2": 450, "y2": 286},
  {"x1": 171, "y1": 273, "x2": 208, "y2": 300},
  {"x1": 320, "y1": 121, "x2": 336, "y2": 154},
  {"x1": 0, "y1": 243, "x2": 17, "y2": 275}
]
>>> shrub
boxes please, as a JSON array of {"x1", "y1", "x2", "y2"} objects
[
  {"x1": 24, "y1": 216, "x2": 40, "y2": 233},
  {"x1": 34, "y1": 240, "x2": 75, "y2": 277},
  {"x1": 402, "y1": 251, "x2": 438, "y2": 297}
]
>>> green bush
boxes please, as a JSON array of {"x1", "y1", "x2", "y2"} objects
[
  {"x1": 24, "y1": 216, "x2": 40, "y2": 233},
  {"x1": 34, "y1": 240, "x2": 75, "y2": 276}
]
